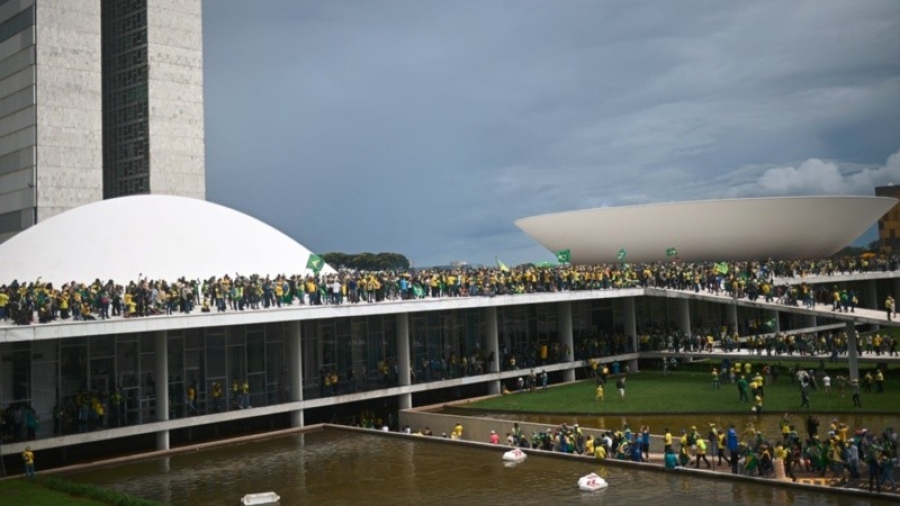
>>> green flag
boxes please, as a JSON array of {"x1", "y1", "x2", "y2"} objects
[
  {"x1": 666, "y1": 247, "x2": 677, "y2": 257},
  {"x1": 306, "y1": 253, "x2": 324, "y2": 273},
  {"x1": 496, "y1": 256, "x2": 510, "y2": 272},
  {"x1": 617, "y1": 248, "x2": 627, "y2": 261},
  {"x1": 556, "y1": 249, "x2": 571, "y2": 263},
  {"x1": 764, "y1": 318, "x2": 776, "y2": 330},
  {"x1": 716, "y1": 262, "x2": 729, "y2": 275}
]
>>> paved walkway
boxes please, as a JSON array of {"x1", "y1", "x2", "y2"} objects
[{"x1": 637, "y1": 450, "x2": 899, "y2": 496}]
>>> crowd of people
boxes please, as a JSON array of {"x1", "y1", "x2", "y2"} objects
[
  {"x1": 658, "y1": 416, "x2": 898, "y2": 493},
  {"x1": 1, "y1": 254, "x2": 898, "y2": 326},
  {"x1": 412, "y1": 414, "x2": 897, "y2": 493}
]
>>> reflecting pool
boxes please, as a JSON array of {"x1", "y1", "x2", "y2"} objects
[{"x1": 63, "y1": 429, "x2": 895, "y2": 506}]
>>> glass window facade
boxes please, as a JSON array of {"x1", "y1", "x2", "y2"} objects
[
  {"x1": 411, "y1": 309, "x2": 485, "y2": 382},
  {"x1": 0, "y1": 5, "x2": 33, "y2": 45},
  {"x1": 0, "y1": 296, "x2": 765, "y2": 444},
  {"x1": 101, "y1": 0, "x2": 150, "y2": 198}
]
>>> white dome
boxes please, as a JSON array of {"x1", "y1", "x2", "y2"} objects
[
  {"x1": 515, "y1": 196, "x2": 897, "y2": 263},
  {"x1": 0, "y1": 195, "x2": 334, "y2": 285}
]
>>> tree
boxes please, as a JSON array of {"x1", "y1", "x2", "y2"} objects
[{"x1": 321, "y1": 252, "x2": 411, "y2": 270}]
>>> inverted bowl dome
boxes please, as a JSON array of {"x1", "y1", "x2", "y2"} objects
[{"x1": 514, "y1": 196, "x2": 897, "y2": 263}]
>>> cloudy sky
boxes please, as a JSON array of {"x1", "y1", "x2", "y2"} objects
[{"x1": 202, "y1": 1, "x2": 900, "y2": 267}]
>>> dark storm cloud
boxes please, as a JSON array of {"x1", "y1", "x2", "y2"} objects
[{"x1": 203, "y1": 1, "x2": 900, "y2": 266}]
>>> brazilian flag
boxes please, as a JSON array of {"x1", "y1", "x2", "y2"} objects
[
  {"x1": 617, "y1": 248, "x2": 627, "y2": 261},
  {"x1": 745, "y1": 453, "x2": 758, "y2": 472},
  {"x1": 666, "y1": 247, "x2": 677, "y2": 257},
  {"x1": 306, "y1": 254, "x2": 325, "y2": 274},
  {"x1": 556, "y1": 249, "x2": 571, "y2": 263}
]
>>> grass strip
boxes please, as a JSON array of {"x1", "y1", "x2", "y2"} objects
[
  {"x1": 464, "y1": 369, "x2": 900, "y2": 415},
  {"x1": 0, "y1": 476, "x2": 161, "y2": 506},
  {"x1": 0, "y1": 478, "x2": 107, "y2": 506}
]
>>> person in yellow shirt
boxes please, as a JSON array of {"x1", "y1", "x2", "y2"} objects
[
  {"x1": 875, "y1": 369, "x2": 885, "y2": 393},
  {"x1": 186, "y1": 384, "x2": 198, "y2": 415},
  {"x1": 664, "y1": 428, "x2": 673, "y2": 453},
  {"x1": 695, "y1": 438, "x2": 711, "y2": 468},
  {"x1": 595, "y1": 383, "x2": 604, "y2": 401},
  {"x1": 717, "y1": 431, "x2": 727, "y2": 466},
  {"x1": 452, "y1": 422, "x2": 464, "y2": 440},
  {"x1": 93, "y1": 397, "x2": 105, "y2": 428},
  {"x1": 22, "y1": 446, "x2": 35, "y2": 478},
  {"x1": 753, "y1": 373, "x2": 765, "y2": 397},
  {"x1": 0, "y1": 289, "x2": 11, "y2": 321},
  {"x1": 211, "y1": 381, "x2": 222, "y2": 412}
]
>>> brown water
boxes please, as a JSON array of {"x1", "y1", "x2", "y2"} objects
[{"x1": 64, "y1": 428, "x2": 896, "y2": 506}]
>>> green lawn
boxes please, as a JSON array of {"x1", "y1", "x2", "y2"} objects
[
  {"x1": 0, "y1": 479, "x2": 107, "y2": 506},
  {"x1": 0, "y1": 477, "x2": 161, "y2": 506},
  {"x1": 464, "y1": 370, "x2": 900, "y2": 415}
]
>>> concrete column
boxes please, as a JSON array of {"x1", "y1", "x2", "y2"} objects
[
  {"x1": 727, "y1": 304, "x2": 738, "y2": 335},
  {"x1": 622, "y1": 297, "x2": 637, "y2": 352},
  {"x1": 287, "y1": 321, "x2": 304, "y2": 428},
  {"x1": 622, "y1": 297, "x2": 639, "y2": 372},
  {"x1": 846, "y1": 320, "x2": 859, "y2": 382},
  {"x1": 894, "y1": 279, "x2": 900, "y2": 312},
  {"x1": 677, "y1": 298, "x2": 691, "y2": 337},
  {"x1": 397, "y1": 313, "x2": 411, "y2": 386},
  {"x1": 559, "y1": 301, "x2": 575, "y2": 382},
  {"x1": 804, "y1": 314, "x2": 817, "y2": 330},
  {"x1": 767, "y1": 309, "x2": 780, "y2": 333},
  {"x1": 485, "y1": 307, "x2": 500, "y2": 394},
  {"x1": 397, "y1": 313, "x2": 412, "y2": 410},
  {"x1": 154, "y1": 330, "x2": 169, "y2": 451}
]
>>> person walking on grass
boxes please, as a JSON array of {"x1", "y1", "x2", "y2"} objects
[
  {"x1": 616, "y1": 376, "x2": 626, "y2": 400},
  {"x1": 737, "y1": 375, "x2": 749, "y2": 402},
  {"x1": 800, "y1": 386, "x2": 810, "y2": 409}
]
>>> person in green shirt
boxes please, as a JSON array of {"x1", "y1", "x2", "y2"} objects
[{"x1": 737, "y1": 375, "x2": 749, "y2": 402}]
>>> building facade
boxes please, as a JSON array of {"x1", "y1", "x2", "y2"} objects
[
  {"x1": 0, "y1": 0, "x2": 204, "y2": 244},
  {"x1": 876, "y1": 185, "x2": 900, "y2": 254},
  {"x1": 2, "y1": 273, "x2": 898, "y2": 472},
  {"x1": 0, "y1": 0, "x2": 103, "y2": 244}
]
